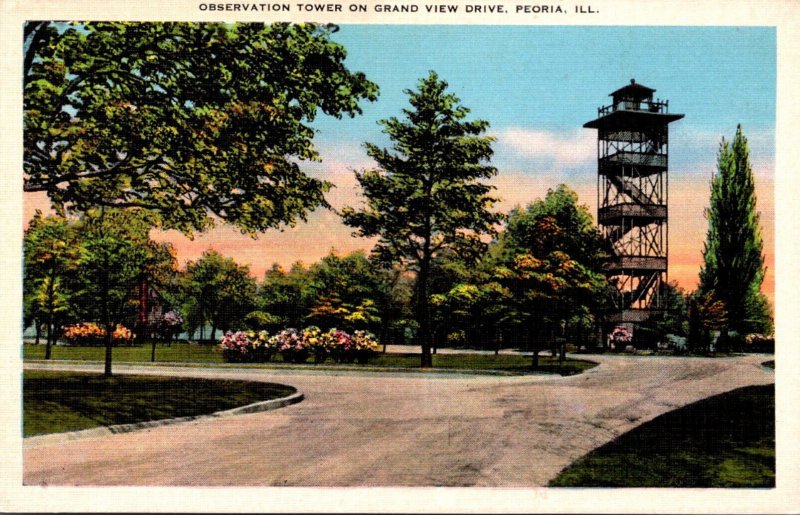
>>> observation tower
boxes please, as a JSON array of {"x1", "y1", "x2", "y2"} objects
[{"x1": 584, "y1": 79, "x2": 684, "y2": 324}]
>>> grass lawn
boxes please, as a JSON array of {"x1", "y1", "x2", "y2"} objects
[
  {"x1": 549, "y1": 384, "x2": 775, "y2": 487},
  {"x1": 23, "y1": 370, "x2": 296, "y2": 437},
  {"x1": 24, "y1": 343, "x2": 222, "y2": 363},
  {"x1": 23, "y1": 343, "x2": 596, "y2": 375}
]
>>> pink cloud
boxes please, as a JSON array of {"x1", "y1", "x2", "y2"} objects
[{"x1": 495, "y1": 128, "x2": 596, "y2": 168}]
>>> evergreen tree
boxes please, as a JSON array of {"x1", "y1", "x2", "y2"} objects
[
  {"x1": 342, "y1": 72, "x2": 502, "y2": 367},
  {"x1": 699, "y1": 125, "x2": 772, "y2": 335}
]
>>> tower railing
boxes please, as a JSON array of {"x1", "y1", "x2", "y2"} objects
[{"x1": 597, "y1": 99, "x2": 670, "y2": 117}]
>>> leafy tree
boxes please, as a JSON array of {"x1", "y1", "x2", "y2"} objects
[
  {"x1": 342, "y1": 72, "x2": 502, "y2": 367},
  {"x1": 699, "y1": 125, "x2": 772, "y2": 335},
  {"x1": 23, "y1": 212, "x2": 79, "y2": 358},
  {"x1": 427, "y1": 249, "x2": 511, "y2": 352},
  {"x1": 180, "y1": 250, "x2": 258, "y2": 341},
  {"x1": 72, "y1": 209, "x2": 175, "y2": 376},
  {"x1": 304, "y1": 251, "x2": 385, "y2": 331},
  {"x1": 24, "y1": 22, "x2": 378, "y2": 235},
  {"x1": 258, "y1": 262, "x2": 316, "y2": 329},
  {"x1": 494, "y1": 185, "x2": 610, "y2": 368},
  {"x1": 634, "y1": 281, "x2": 689, "y2": 349},
  {"x1": 687, "y1": 291, "x2": 728, "y2": 352}
]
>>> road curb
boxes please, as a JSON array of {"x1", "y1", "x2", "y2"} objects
[{"x1": 24, "y1": 391, "x2": 304, "y2": 449}]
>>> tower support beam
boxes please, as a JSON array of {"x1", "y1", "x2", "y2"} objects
[{"x1": 584, "y1": 79, "x2": 683, "y2": 325}]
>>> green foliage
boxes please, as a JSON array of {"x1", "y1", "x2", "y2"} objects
[
  {"x1": 179, "y1": 249, "x2": 257, "y2": 340},
  {"x1": 24, "y1": 22, "x2": 378, "y2": 235},
  {"x1": 494, "y1": 185, "x2": 610, "y2": 355},
  {"x1": 699, "y1": 125, "x2": 772, "y2": 335},
  {"x1": 23, "y1": 210, "x2": 179, "y2": 372},
  {"x1": 24, "y1": 370, "x2": 296, "y2": 436},
  {"x1": 23, "y1": 212, "x2": 80, "y2": 355},
  {"x1": 72, "y1": 209, "x2": 178, "y2": 325},
  {"x1": 342, "y1": 71, "x2": 502, "y2": 366},
  {"x1": 636, "y1": 281, "x2": 690, "y2": 347},
  {"x1": 499, "y1": 184, "x2": 609, "y2": 268},
  {"x1": 256, "y1": 262, "x2": 315, "y2": 329}
]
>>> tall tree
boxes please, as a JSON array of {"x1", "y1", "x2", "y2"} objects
[
  {"x1": 342, "y1": 72, "x2": 502, "y2": 367},
  {"x1": 73, "y1": 209, "x2": 174, "y2": 376},
  {"x1": 257, "y1": 262, "x2": 315, "y2": 330},
  {"x1": 494, "y1": 185, "x2": 610, "y2": 367},
  {"x1": 304, "y1": 251, "x2": 385, "y2": 331},
  {"x1": 23, "y1": 212, "x2": 79, "y2": 358},
  {"x1": 699, "y1": 125, "x2": 772, "y2": 335},
  {"x1": 24, "y1": 22, "x2": 378, "y2": 235},
  {"x1": 180, "y1": 250, "x2": 258, "y2": 341}
]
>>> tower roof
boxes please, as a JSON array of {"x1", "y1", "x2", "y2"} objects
[{"x1": 610, "y1": 79, "x2": 655, "y2": 101}]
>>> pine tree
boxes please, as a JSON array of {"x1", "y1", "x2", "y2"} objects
[
  {"x1": 342, "y1": 72, "x2": 502, "y2": 367},
  {"x1": 699, "y1": 125, "x2": 772, "y2": 335}
]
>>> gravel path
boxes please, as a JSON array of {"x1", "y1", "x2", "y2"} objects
[{"x1": 23, "y1": 354, "x2": 774, "y2": 486}]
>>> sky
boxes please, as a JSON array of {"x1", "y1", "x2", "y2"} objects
[{"x1": 24, "y1": 25, "x2": 776, "y2": 302}]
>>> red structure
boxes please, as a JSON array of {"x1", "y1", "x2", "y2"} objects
[{"x1": 584, "y1": 80, "x2": 683, "y2": 324}]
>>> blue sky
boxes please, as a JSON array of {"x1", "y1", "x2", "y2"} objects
[
  {"x1": 312, "y1": 25, "x2": 776, "y2": 180},
  {"x1": 32, "y1": 25, "x2": 774, "y2": 297}
]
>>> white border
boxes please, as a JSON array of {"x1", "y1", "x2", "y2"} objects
[{"x1": 2, "y1": 1, "x2": 798, "y2": 512}]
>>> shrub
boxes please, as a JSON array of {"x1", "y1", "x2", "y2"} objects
[
  {"x1": 217, "y1": 327, "x2": 381, "y2": 365},
  {"x1": 326, "y1": 328, "x2": 354, "y2": 363},
  {"x1": 609, "y1": 326, "x2": 632, "y2": 351},
  {"x1": 303, "y1": 325, "x2": 329, "y2": 363},
  {"x1": 351, "y1": 330, "x2": 379, "y2": 364},
  {"x1": 63, "y1": 322, "x2": 135, "y2": 346},
  {"x1": 219, "y1": 331, "x2": 254, "y2": 363},
  {"x1": 745, "y1": 333, "x2": 775, "y2": 353},
  {"x1": 157, "y1": 310, "x2": 184, "y2": 341},
  {"x1": 273, "y1": 328, "x2": 309, "y2": 363}
]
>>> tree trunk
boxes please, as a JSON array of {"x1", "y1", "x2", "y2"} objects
[
  {"x1": 210, "y1": 324, "x2": 217, "y2": 343},
  {"x1": 137, "y1": 275, "x2": 148, "y2": 346},
  {"x1": 45, "y1": 259, "x2": 57, "y2": 360},
  {"x1": 416, "y1": 256, "x2": 433, "y2": 368},
  {"x1": 102, "y1": 254, "x2": 113, "y2": 378},
  {"x1": 45, "y1": 322, "x2": 53, "y2": 359},
  {"x1": 530, "y1": 327, "x2": 539, "y2": 370},
  {"x1": 380, "y1": 320, "x2": 388, "y2": 353},
  {"x1": 151, "y1": 339, "x2": 157, "y2": 363}
]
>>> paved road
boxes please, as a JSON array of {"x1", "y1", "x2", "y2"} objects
[{"x1": 23, "y1": 354, "x2": 773, "y2": 486}]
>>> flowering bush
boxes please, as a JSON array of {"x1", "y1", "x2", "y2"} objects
[
  {"x1": 218, "y1": 326, "x2": 381, "y2": 365},
  {"x1": 351, "y1": 330, "x2": 379, "y2": 364},
  {"x1": 352, "y1": 330, "x2": 379, "y2": 352},
  {"x1": 112, "y1": 325, "x2": 134, "y2": 345},
  {"x1": 324, "y1": 328, "x2": 354, "y2": 363},
  {"x1": 161, "y1": 310, "x2": 183, "y2": 328},
  {"x1": 63, "y1": 322, "x2": 135, "y2": 346},
  {"x1": 272, "y1": 328, "x2": 309, "y2": 363},
  {"x1": 302, "y1": 326, "x2": 330, "y2": 363},
  {"x1": 745, "y1": 333, "x2": 775, "y2": 353},
  {"x1": 252, "y1": 330, "x2": 277, "y2": 361},
  {"x1": 611, "y1": 326, "x2": 633, "y2": 345},
  {"x1": 218, "y1": 330, "x2": 277, "y2": 363},
  {"x1": 219, "y1": 331, "x2": 254, "y2": 363}
]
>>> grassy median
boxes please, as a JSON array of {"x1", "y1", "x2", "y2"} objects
[
  {"x1": 23, "y1": 370, "x2": 296, "y2": 437},
  {"x1": 550, "y1": 384, "x2": 775, "y2": 487},
  {"x1": 23, "y1": 343, "x2": 596, "y2": 375}
]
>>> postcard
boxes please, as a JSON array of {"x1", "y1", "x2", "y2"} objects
[{"x1": 2, "y1": 0, "x2": 799, "y2": 513}]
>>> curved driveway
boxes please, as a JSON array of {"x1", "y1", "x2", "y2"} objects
[{"x1": 23, "y1": 354, "x2": 773, "y2": 486}]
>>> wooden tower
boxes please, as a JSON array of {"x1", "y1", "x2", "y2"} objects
[{"x1": 584, "y1": 79, "x2": 683, "y2": 324}]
